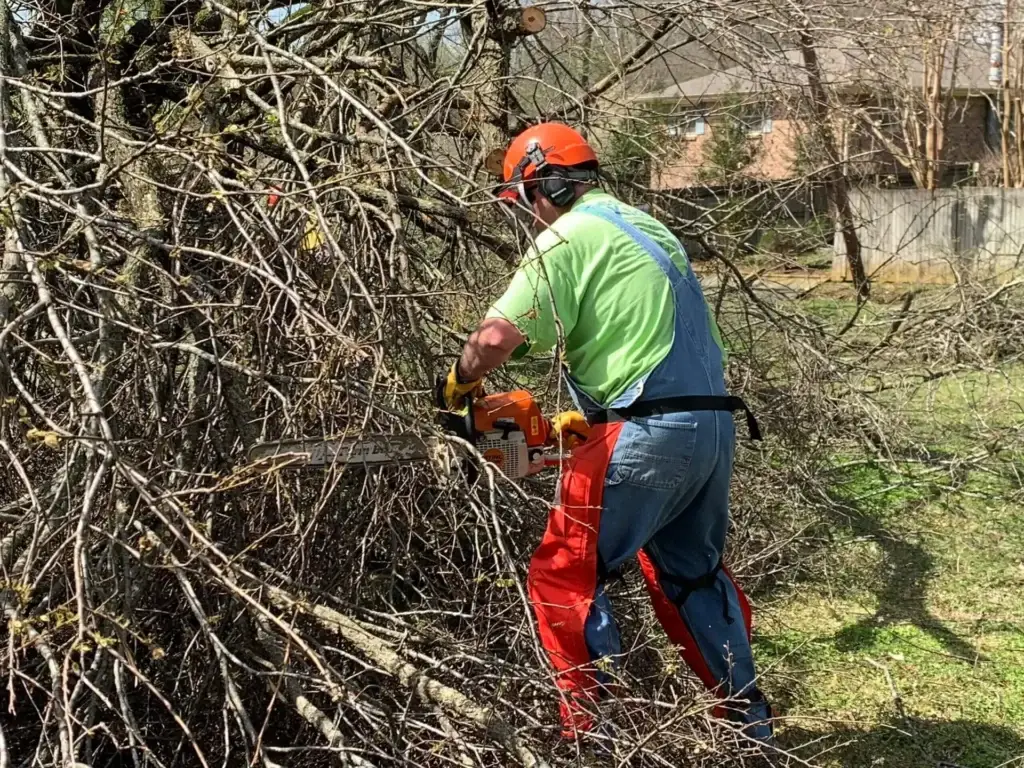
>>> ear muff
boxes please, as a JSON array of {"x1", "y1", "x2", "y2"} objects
[{"x1": 537, "y1": 168, "x2": 577, "y2": 207}]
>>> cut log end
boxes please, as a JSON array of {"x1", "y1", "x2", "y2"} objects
[
  {"x1": 484, "y1": 149, "x2": 506, "y2": 177},
  {"x1": 519, "y1": 7, "x2": 546, "y2": 35}
]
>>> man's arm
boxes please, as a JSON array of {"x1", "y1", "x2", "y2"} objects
[
  {"x1": 456, "y1": 317, "x2": 526, "y2": 381},
  {"x1": 457, "y1": 234, "x2": 573, "y2": 384}
]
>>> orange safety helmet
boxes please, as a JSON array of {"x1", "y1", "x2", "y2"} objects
[{"x1": 498, "y1": 122, "x2": 599, "y2": 206}]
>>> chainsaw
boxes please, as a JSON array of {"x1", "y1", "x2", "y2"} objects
[{"x1": 246, "y1": 389, "x2": 567, "y2": 479}]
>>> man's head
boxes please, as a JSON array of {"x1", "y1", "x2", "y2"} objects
[{"x1": 497, "y1": 123, "x2": 600, "y2": 230}]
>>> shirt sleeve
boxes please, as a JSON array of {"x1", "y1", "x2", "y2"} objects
[{"x1": 484, "y1": 240, "x2": 578, "y2": 358}]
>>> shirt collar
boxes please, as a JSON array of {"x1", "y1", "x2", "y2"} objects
[{"x1": 571, "y1": 187, "x2": 610, "y2": 210}]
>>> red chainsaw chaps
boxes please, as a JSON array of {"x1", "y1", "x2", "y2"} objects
[
  {"x1": 527, "y1": 422, "x2": 623, "y2": 735},
  {"x1": 637, "y1": 551, "x2": 753, "y2": 719}
]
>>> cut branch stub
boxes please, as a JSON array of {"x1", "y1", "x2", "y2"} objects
[
  {"x1": 519, "y1": 7, "x2": 546, "y2": 35},
  {"x1": 484, "y1": 148, "x2": 506, "y2": 177},
  {"x1": 491, "y1": 6, "x2": 546, "y2": 42}
]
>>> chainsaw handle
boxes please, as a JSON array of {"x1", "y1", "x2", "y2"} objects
[
  {"x1": 462, "y1": 391, "x2": 477, "y2": 443},
  {"x1": 433, "y1": 371, "x2": 478, "y2": 444}
]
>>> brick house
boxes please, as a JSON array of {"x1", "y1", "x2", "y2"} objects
[{"x1": 634, "y1": 39, "x2": 1000, "y2": 189}]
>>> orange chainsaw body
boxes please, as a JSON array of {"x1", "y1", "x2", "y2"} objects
[{"x1": 469, "y1": 390, "x2": 552, "y2": 478}]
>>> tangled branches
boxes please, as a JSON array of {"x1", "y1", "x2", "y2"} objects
[
  {"x1": 0, "y1": 1, "x2": 746, "y2": 765},
  {"x1": 1, "y1": 1, "x2": 1022, "y2": 767}
]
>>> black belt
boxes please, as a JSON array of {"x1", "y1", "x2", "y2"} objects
[{"x1": 588, "y1": 395, "x2": 762, "y2": 441}]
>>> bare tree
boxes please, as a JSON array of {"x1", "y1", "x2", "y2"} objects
[
  {"x1": 798, "y1": 26, "x2": 870, "y2": 296},
  {"x1": 994, "y1": 0, "x2": 1024, "y2": 186},
  {"x1": 842, "y1": 1, "x2": 984, "y2": 189}
]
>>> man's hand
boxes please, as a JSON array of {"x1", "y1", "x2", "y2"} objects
[
  {"x1": 436, "y1": 317, "x2": 524, "y2": 412},
  {"x1": 548, "y1": 411, "x2": 591, "y2": 451},
  {"x1": 438, "y1": 362, "x2": 485, "y2": 412}
]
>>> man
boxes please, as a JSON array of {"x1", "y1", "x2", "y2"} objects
[{"x1": 439, "y1": 122, "x2": 773, "y2": 742}]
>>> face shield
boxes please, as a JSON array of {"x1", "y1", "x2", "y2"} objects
[{"x1": 490, "y1": 139, "x2": 552, "y2": 251}]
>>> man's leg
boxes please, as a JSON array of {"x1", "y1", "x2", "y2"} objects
[
  {"x1": 529, "y1": 413, "x2": 718, "y2": 737},
  {"x1": 637, "y1": 415, "x2": 773, "y2": 740}
]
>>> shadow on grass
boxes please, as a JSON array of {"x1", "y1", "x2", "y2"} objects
[
  {"x1": 816, "y1": 467, "x2": 985, "y2": 664},
  {"x1": 778, "y1": 717, "x2": 1024, "y2": 768},
  {"x1": 828, "y1": 511, "x2": 984, "y2": 664}
]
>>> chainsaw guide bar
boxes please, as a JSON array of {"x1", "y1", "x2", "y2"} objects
[
  {"x1": 246, "y1": 434, "x2": 452, "y2": 472},
  {"x1": 246, "y1": 389, "x2": 566, "y2": 479}
]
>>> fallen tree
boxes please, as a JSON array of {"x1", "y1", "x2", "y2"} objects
[{"x1": 2, "y1": 2, "x2": 1021, "y2": 767}]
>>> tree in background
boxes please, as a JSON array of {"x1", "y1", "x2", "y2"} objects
[
  {"x1": 601, "y1": 116, "x2": 662, "y2": 196},
  {"x1": 843, "y1": 0, "x2": 982, "y2": 190},
  {"x1": 696, "y1": 104, "x2": 759, "y2": 184},
  {"x1": 995, "y1": 0, "x2": 1024, "y2": 186}
]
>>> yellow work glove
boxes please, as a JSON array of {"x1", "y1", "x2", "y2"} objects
[
  {"x1": 439, "y1": 362, "x2": 484, "y2": 412},
  {"x1": 548, "y1": 411, "x2": 591, "y2": 451}
]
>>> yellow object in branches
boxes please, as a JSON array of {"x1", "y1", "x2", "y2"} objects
[
  {"x1": 25, "y1": 427, "x2": 61, "y2": 448},
  {"x1": 301, "y1": 216, "x2": 324, "y2": 251}
]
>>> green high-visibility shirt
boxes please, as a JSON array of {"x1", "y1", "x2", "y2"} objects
[{"x1": 485, "y1": 189, "x2": 725, "y2": 408}]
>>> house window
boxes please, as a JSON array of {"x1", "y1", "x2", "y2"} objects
[
  {"x1": 667, "y1": 113, "x2": 706, "y2": 138},
  {"x1": 734, "y1": 107, "x2": 773, "y2": 136}
]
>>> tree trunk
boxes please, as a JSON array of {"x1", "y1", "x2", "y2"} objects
[
  {"x1": 799, "y1": 30, "x2": 869, "y2": 297},
  {"x1": 1004, "y1": 3, "x2": 1013, "y2": 187},
  {"x1": 1014, "y1": 10, "x2": 1024, "y2": 186},
  {"x1": 924, "y1": 47, "x2": 938, "y2": 190}
]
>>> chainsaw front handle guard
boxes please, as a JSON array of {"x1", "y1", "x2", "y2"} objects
[
  {"x1": 461, "y1": 391, "x2": 478, "y2": 442},
  {"x1": 434, "y1": 374, "x2": 479, "y2": 444}
]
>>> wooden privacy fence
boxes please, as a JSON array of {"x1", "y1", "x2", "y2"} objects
[{"x1": 832, "y1": 188, "x2": 1024, "y2": 284}]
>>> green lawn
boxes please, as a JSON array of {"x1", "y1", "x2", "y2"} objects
[
  {"x1": 761, "y1": 489, "x2": 1024, "y2": 766},
  {"x1": 753, "y1": 295, "x2": 1024, "y2": 767}
]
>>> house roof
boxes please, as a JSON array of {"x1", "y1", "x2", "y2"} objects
[{"x1": 633, "y1": 36, "x2": 997, "y2": 105}]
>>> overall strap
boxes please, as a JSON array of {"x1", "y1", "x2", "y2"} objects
[{"x1": 575, "y1": 202, "x2": 763, "y2": 442}]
